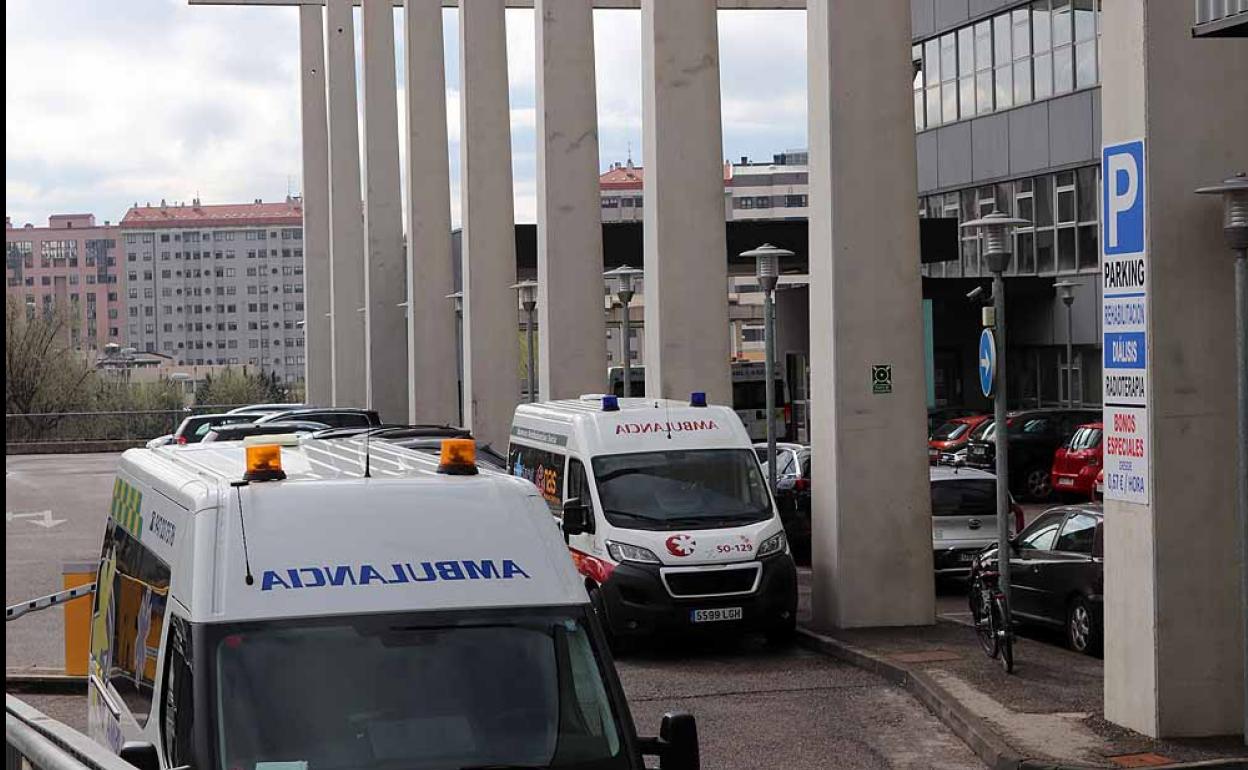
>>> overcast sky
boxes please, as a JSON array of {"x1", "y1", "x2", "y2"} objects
[{"x1": 5, "y1": 1, "x2": 807, "y2": 228}]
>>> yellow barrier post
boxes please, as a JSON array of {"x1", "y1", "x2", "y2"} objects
[{"x1": 62, "y1": 561, "x2": 96, "y2": 677}]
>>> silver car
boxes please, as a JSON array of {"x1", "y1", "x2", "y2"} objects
[{"x1": 931, "y1": 465, "x2": 1005, "y2": 576}]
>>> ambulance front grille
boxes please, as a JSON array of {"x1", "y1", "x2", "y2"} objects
[{"x1": 661, "y1": 563, "x2": 761, "y2": 598}]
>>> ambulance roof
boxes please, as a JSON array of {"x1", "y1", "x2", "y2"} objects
[
  {"x1": 512, "y1": 397, "x2": 752, "y2": 454},
  {"x1": 119, "y1": 438, "x2": 586, "y2": 623}
]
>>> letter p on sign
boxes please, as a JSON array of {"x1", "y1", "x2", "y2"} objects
[{"x1": 1102, "y1": 141, "x2": 1145, "y2": 255}]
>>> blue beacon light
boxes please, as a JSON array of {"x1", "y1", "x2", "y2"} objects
[
  {"x1": 602, "y1": 395, "x2": 620, "y2": 412},
  {"x1": 690, "y1": 392, "x2": 707, "y2": 407}
]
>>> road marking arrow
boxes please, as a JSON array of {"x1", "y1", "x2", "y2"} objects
[{"x1": 5, "y1": 510, "x2": 66, "y2": 529}]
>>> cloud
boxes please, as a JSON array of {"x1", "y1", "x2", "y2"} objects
[{"x1": 6, "y1": 2, "x2": 807, "y2": 230}]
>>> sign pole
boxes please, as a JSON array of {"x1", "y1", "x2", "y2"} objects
[{"x1": 991, "y1": 273, "x2": 1012, "y2": 613}]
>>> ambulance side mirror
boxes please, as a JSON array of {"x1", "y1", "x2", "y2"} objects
[
  {"x1": 119, "y1": 742, "x2": 160, "y2": 770},
  {"x1": 561, "y1": 498, "x2": 591, "y2": 539},
  {"x1": 639, "y1": 712, "x2": 700, "y2": 770}
]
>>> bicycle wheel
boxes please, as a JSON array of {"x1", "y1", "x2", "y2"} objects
[
  {"x1": 973, "y1": 581, "x2": 999, "y2": 659},
  {"x1": 993, "y1": 594, "x2": 1014, "y2": 674}
]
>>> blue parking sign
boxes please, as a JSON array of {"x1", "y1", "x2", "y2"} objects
[{"x1": 1102, "y1": 141, "x2": 1145, "y2": 255}]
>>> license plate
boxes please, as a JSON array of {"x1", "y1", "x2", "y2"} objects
[
  {"x1": 929, "y1": 448, "x2": 939, "y2": 456},
  {"x1": 958, "y1": 551, "x2": 974, "y2": 562},
  {"x1": 1057, "y1": 477, "x2": 1075, "y2": 487},
  {"x1": 690, "y1": 607, "x2": 743, "y2": 623}
]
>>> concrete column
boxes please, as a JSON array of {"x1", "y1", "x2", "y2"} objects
[
  {"x1": 403, "y1": 0, "x2": 459, "y2": 426},
  {"x1": 459, "y1": 0, "x2": 520, "y2": 447},
  {"x1": 535, "y1": 0, "x2": 608, "y2": 400},
  {"x1": 359, "y1": 0, "x2": 408, "y2": 422},
  {"x1": 324, "y1": 0, "x2": 367, "y2": 407},
  {"x1": 640, "y1": 0, "x2": 731, "y2": 405},
  {"x1": 298, "y1": 5, "x2": 332, "y2": 405},
  {"x1": 1101, "y1": 0, "x2": 1247, "y2": 738},
  {"x1": 806, "y1": 0, "x2": 934, "y2": 628}
]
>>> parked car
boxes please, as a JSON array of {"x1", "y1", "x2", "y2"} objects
[
  {"x1": 755, "y1": 442, "x2": 812, "y2": 563},
  {"x1": 253, "y1": 407, "x2": 380, "y2": 430},
  {"x1": 970, "y1": 504, "x2": 1104, "y2": 655},
  {"x1": 928, "y1": 406, "x2": 982, "y2": 436},
  {"x1": 201, "y1": 420, "x2": 331, "y2": 442},
  {"x1": 1094, "y1": 468, "x2": 1104, "y2": 500},
  {"x1": 930, "y1": 466, "x2": 1023, "y2": 577},
  {"x1": 226, "y1": 403, "x2": 306, "y2": 415},
  {"x1": 146, "y1": 434, "x2": 175, "y2": 449},
  {"x1": 169, "y1": 413, "x2": 257, "y2": 446},
  {"x1": 964, "y1": 408, "x2": 1101, "y2": 500},
  {"x1": 928, "y1": 414, "x2": 991, "y2": 465},
  {"x1": 1051, "y1": 422, "x2": 1103, "y2": 500}
]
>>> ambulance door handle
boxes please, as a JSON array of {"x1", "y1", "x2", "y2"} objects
[{"x1": 90, "y1": 673, "x2": 124, "y2": 719}]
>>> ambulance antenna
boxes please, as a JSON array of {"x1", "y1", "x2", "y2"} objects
[
  {"x1": 230, "y1": 481, "x2": 255, "y2": 585},
  {"x1": 363, "y1": 427, "x2": 373, "y2": 478}
]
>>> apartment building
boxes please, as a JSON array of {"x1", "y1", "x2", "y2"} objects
[{"x1": 118, "y1": 198, "x2": 306, "y2": 384}]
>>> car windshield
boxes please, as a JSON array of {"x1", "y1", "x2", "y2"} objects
[
  {"x1": 212, "y1": 608, "x2": 629, "y2": 770},
  {"x1": 970, "y1": 419, "x2": 994, "y2": 441},
  {"x1": 931, "y1": 421, "x2": 970, "y2": 441},
  {"x1": 1066, "y1": 426, "x2": 1102, "y2": 451},
  {"x1": 592, "y1": 449, "x2": 772, "y2": 530}
]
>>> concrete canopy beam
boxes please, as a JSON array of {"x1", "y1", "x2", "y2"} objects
[
  {"x1": 402, "y1": 0, "x2": 459, "y2": 426},
  {"x1": 640, "y1": 0, "x2": 732, "y2": 405},
  {"x1": 298, "y1": 5, "x2": 332, "y2": 404},
  {"x1": 324, "y1": 0, "x2": 368, "y2": 406},
  {"x1": 535, "y1": 0, "x2": 608, "y2": 400},
  {"x1": 459, "y1": 0, "x2": 520, "y2": 447},
  {"x1": 806, "y1": 0, "x2": 934, "y2": 628},
  {"x1": 360, "y1": 0, "x2": 409, "y2": 422}
]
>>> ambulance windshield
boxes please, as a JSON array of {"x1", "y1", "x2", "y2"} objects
[
  {"x1": 212, "y1": 608, "x2": 629, "y2": 770},
  {"x1": 592, "y1": 448, "x2": 772, "y2": 530}
]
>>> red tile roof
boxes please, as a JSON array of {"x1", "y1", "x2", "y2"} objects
[
  {"x1": 599, "y1": 162, "x2": 733, "y2": 190},
  {"x1": 120, "y1": 200, "x2": 303, "y2": 229}
]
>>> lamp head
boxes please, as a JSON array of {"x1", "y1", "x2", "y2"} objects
[
  {"x1": 1195, "y1": 172, "x2": 1248, "y2": 251},
  {"x1": 961, "y1": 212, "x2": 1030, "y2": 275},
  {"x1": 740, "y1": 243, "x2": 793, "y2": 294}
]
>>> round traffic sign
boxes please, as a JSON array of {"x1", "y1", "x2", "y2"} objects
[{"x1": 978, "y1": 329, "x2": 996, "y2": 398}]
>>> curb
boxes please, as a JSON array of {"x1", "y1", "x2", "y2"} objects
[
  {"x1": 795, "y1": 627, "x2": 1247, "y2": 770},
  {"x1": 5, "y1": 671, "x2": 88, "y2": 695}
]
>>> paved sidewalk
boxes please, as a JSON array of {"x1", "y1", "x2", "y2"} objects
[{"x1": 797, "y1": 569, "x2": 1247, "y2": 769}]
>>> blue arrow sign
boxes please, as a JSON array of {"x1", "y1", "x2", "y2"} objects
[{"x1": 979, "y1": 329, "x2": 996, "y2": 399}]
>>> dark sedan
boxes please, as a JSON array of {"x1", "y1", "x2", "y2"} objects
[
  {"x1": 969, "y1": 504, "x2": 1103, "y2": 655},
  {"x1": 964, "y1": 408, "x2": 1101, "y2": 500}
]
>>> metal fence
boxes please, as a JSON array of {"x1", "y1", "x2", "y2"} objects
[
  {"x1": 5, "y1": 405, "x2": 253, "y2": 450},
  {"x1": 6, "y1": 695, "x2": 134, "y2": 770}
]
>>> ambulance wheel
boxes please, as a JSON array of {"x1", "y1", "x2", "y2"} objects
[{"x1": 765, "y1": 615, "x2": 797, "y2": 647}]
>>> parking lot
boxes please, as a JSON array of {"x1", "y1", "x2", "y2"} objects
[{"x1": 7, "y1": 452, "x2": 990, "y2": 769}]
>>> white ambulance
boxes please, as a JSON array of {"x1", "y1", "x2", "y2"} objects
[
  {"x1": 87, "y1": 435, "x2": 700, "y2": 770},
  {"x1": 508, "y1": 394, "x2": 798, "y2": 646}
]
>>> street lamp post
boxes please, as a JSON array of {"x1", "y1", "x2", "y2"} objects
[
  {"x1": 1054, "y1": 281, "x2": 1078, "y2": 407},
  {"x1": 741, "y1": 243, "x2": 794, "y2": 495},
  {"x1": 962, "y1": 212, "x2": 1030, "y2": 618},
  {"x1": 604, "y1": 266, "x2": 644, "y2": 397},
  {"x1": 511, "y1": 280, "x2": 539, "y2": 403},
  {"x1": 447, "y1": 291, "x2": 464, "y2": 425},
  {"x1": 1196, "y1": 172, "x2": 1248, "y2": 746}
]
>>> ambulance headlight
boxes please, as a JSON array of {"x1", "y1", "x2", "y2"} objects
[
  {"x1": 606, "y1": 540, "x2": 661, "y2": 565},
  {"x1": 757, "y1": 531, "x2": 787, "y2": 558}
]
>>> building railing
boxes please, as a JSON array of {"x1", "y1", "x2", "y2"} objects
[
  {"x1": 6, "y1": 695, "x2": 135, "y2": 770},
  {"x1": 4, "y1": 404, "x2": 253, "y2": 450}
]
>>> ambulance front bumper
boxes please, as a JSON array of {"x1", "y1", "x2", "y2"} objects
[{"x1": 599, "y1": 554, "x2": 797, "y2": 638}]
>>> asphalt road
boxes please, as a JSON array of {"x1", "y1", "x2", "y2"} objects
[{"x1": 7, "y1": 452, "x2": 988, "y2": 768}]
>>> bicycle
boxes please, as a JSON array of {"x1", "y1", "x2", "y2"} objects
[{"x1": 969, "y1": 567, "x2": 1014, "y2": 673}]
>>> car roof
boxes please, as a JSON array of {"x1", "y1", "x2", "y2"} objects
[
  {"x1": 255, "y1": 407, "x2": 376, "y2": 423},
  {"x1": 208, "y1": 420, "x2": 330, "y2": 437},
  {"x1": 929, "y1": 465, "x2": 996, "y2": 482},
  {"x1": 227, "y1": 403, "x2": 306, "y2": 414}
]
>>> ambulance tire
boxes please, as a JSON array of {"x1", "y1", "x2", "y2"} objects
[{"x1": 765, "y1": 614, "x2": 798, "y2": 647}]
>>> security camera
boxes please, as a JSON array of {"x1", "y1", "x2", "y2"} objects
[{"x1": 965, "y1": 286, "x2": 986, "y2": 302}]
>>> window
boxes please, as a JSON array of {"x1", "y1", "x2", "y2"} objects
[
  {"x1": 508, "y1": 443, "x2": 566, "y2": 514},
  {"x1": 1018, "y1": 511, "x2": 1064, "y2": 551},
  {"x1": 92, "y1": 515, "x2": 171, "y2": 727},
  {"x1": 1055, "y1": 512, "x2": 1098, "y2": 554},
  {"x1": 930, "y1": 479, "x2": 996, "y2": 517}
]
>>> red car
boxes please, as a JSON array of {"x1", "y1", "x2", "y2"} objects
[
  {"x1": 928, "y1": 414, "x2": 990, "y2": 465},
  {"x1": 1051, "y1": 422, "x2": 1103, "y2": 499}
]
